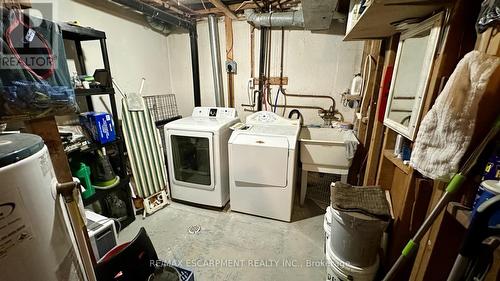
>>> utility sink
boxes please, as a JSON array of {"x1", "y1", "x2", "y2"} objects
[
  {"x1": 299, "y1": 127, "x2": 359, "y2": 174},
  {"x1": 298, "y1": 127, "x2": 359, "y2": 205}
]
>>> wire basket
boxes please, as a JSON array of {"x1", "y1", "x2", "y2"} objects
[
  {"x1": 143, "y1": 94, "x2": 179, "y2": 153},
  {"x1": 306, "y1": 171, "x2": 342, "y2": 209}
]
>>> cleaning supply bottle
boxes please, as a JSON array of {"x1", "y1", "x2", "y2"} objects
[{"x1": 351, "y1": 73, "x2": 363, "y2": 96}]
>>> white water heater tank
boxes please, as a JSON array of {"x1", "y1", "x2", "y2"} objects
[{"x1": 0, "y1": 133, "x2": 81, "y2": 281}]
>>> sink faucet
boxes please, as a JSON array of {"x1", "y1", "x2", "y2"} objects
[{"x1": 318, "y1": 106, "x2": 343, "y2": 127}]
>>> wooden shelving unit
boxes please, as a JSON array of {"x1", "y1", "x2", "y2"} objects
[
  {"x1": 382, "y1": 149, "x2": 412, "y2": 174},
  {"x1": 446, "y1": 202, "x2": 471, "y2": 229},
  {"x1": 344, "y1": 0, "x2": 452, "y2": 41}
]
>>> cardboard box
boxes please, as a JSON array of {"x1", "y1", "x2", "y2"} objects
[{"x1": 80, "y1": 112, "x2": 116, "y2": 144}]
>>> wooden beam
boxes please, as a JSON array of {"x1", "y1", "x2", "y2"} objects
[
  {"x1": 225, "y1": 16, "x2": 235, "y2": 107},
  {"x1": 208, "y1": 0, "x2": 238, "y2": 20},
  {"x1": 253, "y1": 76, "x2": 289, "y2": 86},
  {"x1": 364, "y1": 35, "x2": 399, "y2": 185}
]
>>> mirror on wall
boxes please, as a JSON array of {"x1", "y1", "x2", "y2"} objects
[{"x1": 384, "y1": 13, "x2": 443, "y2": 140}]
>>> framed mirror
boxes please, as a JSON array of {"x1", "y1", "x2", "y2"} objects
[{"x1": 384, "y1": 13, "x2": 443, "y2": 140}]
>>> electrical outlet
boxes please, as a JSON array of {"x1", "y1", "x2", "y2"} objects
[
  {"x1": 226, "y1": 60, "x2": 237, "y2": 74},
  {"x1": 248, "y1": 78, "x2": 255, "y2": 89}
]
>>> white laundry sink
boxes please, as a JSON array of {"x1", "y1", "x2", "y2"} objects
[
  {"x1": 299, "y1": 127, "x2": 358, "y2": 173},
  {"x1": 298, "y1": 127, "x2": 359, "y2": 206}
]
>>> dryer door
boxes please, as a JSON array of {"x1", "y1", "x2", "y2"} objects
[
  {"x1": 230, "y1": 134, "x2": 289, "y2": 187},
  {"x1": 167, "y1": 130, "x2": 215, "y2": 190}
]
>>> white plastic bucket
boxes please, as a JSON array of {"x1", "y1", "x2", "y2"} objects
[
  {"x1": 325, "y1": 206, "x2": 333, "y2": 238},
  {"x1": 324, "y1": 206, "x2": 333, "y2": 253},
  {"x1": 326, "y1": 236, "x2": 379, "y2": 281},
  {"x1": 330, "y1": 208, "x2": 387, "y2": 267}
]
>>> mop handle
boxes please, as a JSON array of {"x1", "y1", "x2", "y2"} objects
[{"x1": 383, "y1": 115, "x2": 500, "y2": 281}]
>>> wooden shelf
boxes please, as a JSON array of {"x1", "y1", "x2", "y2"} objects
[
  {"x1": 344, "y1": 0, "x2": 452, "y2": 41},
  {"x1": 446, "y1": 202, "x2": 471, "y2": 229},
  {"x1": 383, "y1": 149, "x2": 412, "y2": 174}
]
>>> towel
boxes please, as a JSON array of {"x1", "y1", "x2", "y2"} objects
[
  {"x1": 410, "y1": 51, "x2": 500, "y2": 181},
  {"x1": 330, "y1": 182, "x2": 392, "y2": 221},
  {"x1": 343, "y1": 130, "x2": 359, "y2": 160}
]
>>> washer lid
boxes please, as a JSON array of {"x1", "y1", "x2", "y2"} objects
[{"x1": 0, "y1": 133, "x2": 44, "y2": 168}]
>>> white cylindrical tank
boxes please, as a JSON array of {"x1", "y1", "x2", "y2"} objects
[{"x1": 0, "y1": 133, "x2": 81, "y2": 281}]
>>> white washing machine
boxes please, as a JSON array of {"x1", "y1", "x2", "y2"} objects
[
  {"x1": 228, "y1": 111, "x2": 300, "y2": 222},
  {"x1": 165, "y1": 107, "x2": 239, "y2": 207}
]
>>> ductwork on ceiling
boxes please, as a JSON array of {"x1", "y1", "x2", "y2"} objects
[
  {"x1": 244, "y1": 9, "x2": 305, "y2": 28},
  {"x1": 146, "y1": 16, "x2": 172, "y2": 35},
  {"x1": 245, "y1": 0, "x2": 346, "y2": 30}
]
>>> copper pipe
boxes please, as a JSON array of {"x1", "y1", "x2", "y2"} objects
[
  {"x1": 266, "y1": 89, "x2": 326, "y2": 111},
  {"x1": 275, "y1": 90, "x2": 336, "y2": 109}
]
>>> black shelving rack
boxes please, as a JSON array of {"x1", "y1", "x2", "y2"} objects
[{"x1": 60, "y1": 22, "x2": 135, "y2": 229}]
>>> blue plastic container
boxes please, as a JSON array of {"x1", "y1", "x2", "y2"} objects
[{"x1": 471, "y1": 180, "x2": 500, "y2": 226}]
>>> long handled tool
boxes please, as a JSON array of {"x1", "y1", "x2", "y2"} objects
[
  {"x1": 447, "y1": 194, "x2": 500, "y2": 281},
  {"x1": 382, "y1": 115, "x2": 500, "y2": 281}
]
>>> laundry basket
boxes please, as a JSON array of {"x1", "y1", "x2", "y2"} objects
[{"x1": 143, "y1": 94, "x2": 181, "y2": 155}]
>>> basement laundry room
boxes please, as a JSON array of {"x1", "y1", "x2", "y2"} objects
[{"x1": 1, "y1": 0, "x2": 500, "y2": 280}]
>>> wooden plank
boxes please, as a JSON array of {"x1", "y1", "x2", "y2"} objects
[
  {"x1": 225, "y1": 16, "x2": 235, "y2": 107},
  {"x1": 196, "y1": 2, "x2": 260, "y2": 16},
  {"x1": 421, "y1": 0, "x2": 479, "y2": 116},
  {"x1": 253, "y1": 76, "x2": 289, "y2": 86},
  {"x1": 486, "y1": 26, "x2": 500, "y2": 56},
  {"x1": 24, "y1": 116, "x2": 98, "y2": 280},
  {"x1": 382, "y1": 150, "x2": 412, "y2": 175},
  {"x1": 361, "y1": 40, "x2": 384, "y2": 146},
  {"x1": 344, "y1": 1, "x2": 452, "y2": 41},
  {"x1": 376, "y1": 127, "x2": 397, "y2": 184},
  {"x1": 446, "y1": 202, "x2": 471, "y2": 229},
  {"x1": 364, "y1": 35, "x2": 399, "y2": 185},
  {"x1": 208, "y1": 0, "x2": 238, "y2": 20},
  {"x1": 24, "y1": 116, "x2": 72, "y2": 182}
]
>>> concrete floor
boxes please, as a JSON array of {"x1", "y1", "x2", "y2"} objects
[{"x1": 119, "y1": 198, "x2": 327, "y2": 281}]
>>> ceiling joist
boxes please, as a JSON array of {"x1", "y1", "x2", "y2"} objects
[{"x1": 207, "y1": 0, "x2": 238, "y2": 20}]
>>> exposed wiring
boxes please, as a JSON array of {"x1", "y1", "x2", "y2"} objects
[
  {"x1": 274, "y1": 88, "x2": 280, "y2": 113},
  {"x1": 235, "y1": 1, "x2": 253, "y2": 12}
]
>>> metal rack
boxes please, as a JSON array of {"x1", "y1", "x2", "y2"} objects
[
  {"x1": 143, "y1": 94, "x2": 181, "y2": 154},
  {"x1": 60, "y1": 22, "x2": 135, "y2": 229}
]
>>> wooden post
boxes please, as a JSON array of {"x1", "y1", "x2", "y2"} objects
[
  {"x1": 364, "y1": 35, "x2": 399, "y2": 185},
  {"x1": 208, "y1": 0, "x2": 238, "y2": 20},
  {"x1": 225, "y1": 16, "x2": 235, "y2": 107},
  {"x1": 24, "y1": 116, "x2": 97, "y2": 281}
]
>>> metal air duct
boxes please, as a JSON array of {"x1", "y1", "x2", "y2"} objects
[
  {"x1": 244, "y1": 9, "x2": 304, "y2": 28},
  {"x1": 208, "y1": 15, "x2": 225, "y2": 107}
]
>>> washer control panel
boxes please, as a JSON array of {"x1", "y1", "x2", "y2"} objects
[
  {"x1": 246, "y1": 111, "x2": 298, "y2": 126},
  {"x1": 192, "y1": 107, "x2": 237, "y2": 118}
]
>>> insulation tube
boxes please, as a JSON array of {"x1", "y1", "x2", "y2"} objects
[{"x1": 208, "y1": 15, "x2": 225, "y2": 107}]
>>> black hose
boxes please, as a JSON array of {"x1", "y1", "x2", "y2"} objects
[{"x1": 288, "y1": 109, "x2": 303, "y2": 125}]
